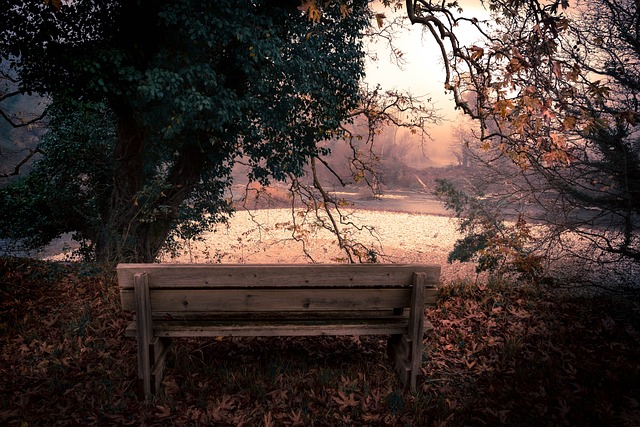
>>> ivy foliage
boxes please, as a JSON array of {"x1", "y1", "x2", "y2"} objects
[{"x1": 0, "y1": 100, "x2": 114, "y2": 256}]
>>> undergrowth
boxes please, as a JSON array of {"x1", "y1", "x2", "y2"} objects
[{"x1": 1, "y1": 257, "x2": 638, "y2": 426}]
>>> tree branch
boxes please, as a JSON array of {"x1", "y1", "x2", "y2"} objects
[{"x1": 0, "y1": 147, "x2": 44, "y2": 178}]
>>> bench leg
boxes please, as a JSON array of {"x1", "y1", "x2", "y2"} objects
[
  {"x1": 134, "y1": 272, "x2": 171, "y2": 400},
  {"x1": 387, "y1": 272, "x2": 426, "y2": 392},
  {"x1": 387, "y1": 334, "x2": 411, "y2": 386},
  {"x1": 137, "y1": 337, "x2": 171, "y2": 399}
]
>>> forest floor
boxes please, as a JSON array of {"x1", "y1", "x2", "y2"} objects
[{"x1": 2, "y1": 254, "x2": 639, "y2": 426}]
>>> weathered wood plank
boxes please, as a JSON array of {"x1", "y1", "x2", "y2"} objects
[
  {"x1": 118, "y1": 263, "x2": 441, "y2": 290},
  {"x1": 121, "y1": 288, "x2": 414, "y2": 312},
  {"x1": 121, "y1": 286, "x2": 438, "y2": 313},
  {"x1": 150, "y1": 341, "x2": 170, "y2": 396},
  {"x1": 125, "y1": 319, "x2": 434, "y2": 338},
  {"x1": 387, "y1": 335, "x2": 411, "y2": 387},
  {"x1": 155, "y1": 319, "x2": 408, "y2": 337},
  {"x1": 134, "y1": 273, "x2": 153, "y2": 400},
  {"x1": 149, "y1": 337, "x2": 171, "y2": 366},
  {"x1": 136, "y1": 338, "x2": 170, "y2": 398},
  {"x1": 149, "y1": 310, "x2": 411, "y2": 321}
]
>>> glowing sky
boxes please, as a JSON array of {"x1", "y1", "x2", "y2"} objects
[{"x1": 364, "y1": 2, "x2": 490, "y2": 166}]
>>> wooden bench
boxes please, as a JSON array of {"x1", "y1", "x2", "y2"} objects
[{"x1": 118, "y1": 263, "x2": 440, "y2": 399}]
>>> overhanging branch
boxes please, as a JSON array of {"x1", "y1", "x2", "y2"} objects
[{"x1": 0, "y1": 147, "x2": 44, "y2": 178}]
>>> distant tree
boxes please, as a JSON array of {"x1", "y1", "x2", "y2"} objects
[
  {"x1": 449, "y1": 124, "x2": 475, "y2": 169},
  {"x1": 0, "y1": 0, "x2": 373, "y2": 263}
]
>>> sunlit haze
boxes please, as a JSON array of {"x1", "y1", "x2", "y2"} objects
[{"x1": 364, "y1": 1, "x2": 490, "y2": 166}]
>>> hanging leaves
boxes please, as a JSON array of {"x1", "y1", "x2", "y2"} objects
[
  {"x1": 469, "y1": 45, "x2": 484, "y2": 61},
  {"x1": 43, "y1": 0, "x2": 62, "y2": 11},
  {"x1": 298, "y1": 0, "x2": 322, "y2": 23}
]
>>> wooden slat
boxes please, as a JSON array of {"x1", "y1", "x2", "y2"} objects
[
  {"x1": 117, "y1": 263, "x2": 441, "y2": 290},
  {"x1": 388, "y1": 335, "x2": 412, "y2": 387},
  {"x1": 150, "y1": 342, "x2": 170, "y2": 396},
  {"x1": 121, "y1": 285, "x2": 438, "y2": 313},
  {"x1": 121, "y1": 288, "x2": 413, "y2": 313},
  {"x1": 125, "y1": 319, "x2": 434, "y2": 338},
  {"x1": 149, "y1": 337, "x2": 171, "y2": 366},
  {"x1": 157, "y1": 323, "x2": 406, "y2": 337},
  {"x1": 148, "y1": 310, "x2": 411, "y2": 321}
]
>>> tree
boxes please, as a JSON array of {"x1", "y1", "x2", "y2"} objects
[
  {"x1": 434, "y1": 178, "x2": 543, "y2": 280},
  {"x1": 0, "y1": 99, "x2": 115, "y2": 257},
  {"x1": 0, "y1": 0, "x2": 372, "y2": 263},
  {"x1": 408, "y1": 0, "x2": 639, "y2": 286}
]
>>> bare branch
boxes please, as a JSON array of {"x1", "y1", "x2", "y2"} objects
[
  {"x1": 365, "y1": 13, "x2": 411, "y2": 68},
  {"x1": 0, "y1": 147, "x2": 44, "y2": 178},
  {"x1": 0, "y1": 107, "x2": 46, "y2": 128}
]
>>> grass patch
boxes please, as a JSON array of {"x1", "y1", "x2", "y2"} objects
[{"x1": 1, "y1": 257, "x2": 639, "y2": 425}]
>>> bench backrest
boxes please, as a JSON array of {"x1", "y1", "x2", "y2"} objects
[{"x1": 118, "y1": 264, "x2": 440, "y2": 319}]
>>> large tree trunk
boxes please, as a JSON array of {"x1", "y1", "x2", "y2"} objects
[
  {"x1": 132, "y1": 141, "x2": 208, "y2": 262},
  {"x1": 95, "y1": 117, "x2": 208, "y2": 264},
  {"x1": 95, "y1": 115, "x2": 146, "y2": 263}
]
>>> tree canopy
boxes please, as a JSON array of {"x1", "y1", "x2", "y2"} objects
[
  {"x1": 410, "y1": 0, "x2": 639, "y2": 285},
  {"x1": 0, "y1": 0, "x2": 373, "y2": 263}
]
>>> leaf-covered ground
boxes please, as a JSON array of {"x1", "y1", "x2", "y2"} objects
[{"x1": 1, "y1": 257, "x2": 639, "y2": 426}]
